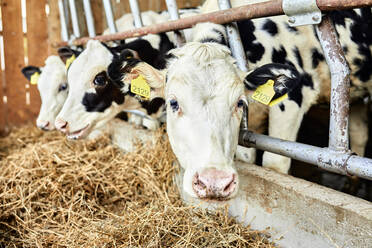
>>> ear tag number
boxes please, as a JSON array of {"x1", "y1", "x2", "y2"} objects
[
  {"x1": 252, "y1": 79, "x2": 288, "y2": 106},
  {"x1": 30, "y1": 72, "x2": 40, "y2": 85},
  {"x1": 65, "y1": 54, "x2": 76, "y2": 70},
  {"x1": 252, "y1": 79, "x2": 276, "y2": 105},
  {"x1": 130, "y1": 75, "x2": 150, "y2": 99}
]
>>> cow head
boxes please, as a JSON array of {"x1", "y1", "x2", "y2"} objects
[
  {"x1": 55, "y1": 40, "x2": 139, "y2": 139},
  {"x1": 22, "y1": 56, "x2": 68, "y2": 130},
  {"x1": 110, "y1": 42, "x2": 300, "y2": 201}
]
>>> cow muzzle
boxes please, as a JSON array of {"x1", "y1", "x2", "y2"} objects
[{"x1": 192, "y1": 168, "x2": 237, "y2": 200}]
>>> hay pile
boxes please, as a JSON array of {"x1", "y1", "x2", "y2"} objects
[{"x1": 0, "y1": 125, "x2": 274, "y2": 247}]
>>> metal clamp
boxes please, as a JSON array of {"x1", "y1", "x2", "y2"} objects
[{"x1": 282, "y1": 0, "x2": 322, "y2": 27}]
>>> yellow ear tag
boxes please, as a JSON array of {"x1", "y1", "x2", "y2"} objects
[
  {"x1": 65, "y1": 54, "x2": 76, "y2": 69},
  {"x1": 30, "y1": 72, "x2": 40, "y2": 85},
  {"x1": 269, "y1": 93, "x2": 288, "y2": 106},
  {"x1": 252, "y1": 79, "x2": 276, "y2": 105},
  {"x1": 130, "y1": 75, "x2": 150, "y2": 99}
]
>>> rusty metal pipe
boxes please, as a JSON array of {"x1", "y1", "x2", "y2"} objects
[
  {"x1": 316, "y1": 16, "x2": 350, "y2": 152},
  {"x1": 239, "y1": 131, "x2": 372, "y2": 180},
  {"x1": 54, "y1": 0, "x2": 372, "y2": 47}
]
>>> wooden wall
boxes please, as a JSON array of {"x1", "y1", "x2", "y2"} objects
[{"x1": 0, "y1": 0, "x2": 203, "y2": 133}]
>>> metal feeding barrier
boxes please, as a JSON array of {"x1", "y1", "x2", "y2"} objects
[{"x1": 56, "y1": 0, "x2": 372, "y2": 180}]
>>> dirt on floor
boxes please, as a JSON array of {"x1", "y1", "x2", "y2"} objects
[{"x1": 0, "y1": 125, "x2": 274, "y2": 248}]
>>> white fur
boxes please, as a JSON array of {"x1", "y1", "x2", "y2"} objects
[
  {"x1": 36, "y1": 56, "x2": 67, "y2": 129},
  {"x1": 165, "y1": 42, "x2": 245, "y2": 198}
]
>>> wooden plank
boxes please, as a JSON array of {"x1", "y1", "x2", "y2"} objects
[
  {"x1": 1, "y1": 0, "x2": 27, "y2": 125},
  {"x1": 26, "y1": 0, "x2": 48, "y2": 120},
  {"x1": 0, "y1": 55, "x2": 6, "y2": 134},
  {"x1": 47, "y1": 0, "x2": 61, "y2": 55}
]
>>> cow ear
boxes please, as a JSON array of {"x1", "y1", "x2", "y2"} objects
[
  {"x1": 58, "y1": 47, "x2": 80, "y2": 63},
  {"x1": 244, "y1": 63, "x2": 300, "y2": 96},
  {"x1": 21, "y1": 66, "x2": 41, "y2": 81}
]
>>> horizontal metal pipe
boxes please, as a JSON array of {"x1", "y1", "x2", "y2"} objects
[
  {"x1": 55, "y1": 0, "x2": 372, "y2": 47},
  {"x1": 239, "y1": 131, "x2": 372, "y2": 180}
]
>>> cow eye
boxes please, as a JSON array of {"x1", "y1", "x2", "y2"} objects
[
  {"x1": 58, "y1": 83, "x2": 68, "y2": 92},
  {"x1": 93, "y1": 73, "x2": 107, "y2": 87},
  {"x1": 237, "y1": 99, "x2": 244, "y2": 108},
  {"x1": 169, "y1": 99, "x2": 179, "y2": 112}
]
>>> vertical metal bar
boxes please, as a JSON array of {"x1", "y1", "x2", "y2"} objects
[
  {"x1": 58, "y1": 0, "x2": 69, "y2": 41},
  {"x1": 217, "y1": 0, "x2": 248, "y2": 71},
  {"x1": 315, "y1": 15, "x2": 350, "y2": 152},
  {"x1": 102, "y1": 0, "x2": 117, "y2": 33},
  {"x1": 165, "y1": 0, "x2": 186, "y2": 47},
  {"x1": 83, "y1": 0, "x2": 96, "y2": 37},
  {"x1": 68, "y1": 0, "x2": 81, "y2": 38},
  {"x1": 129, "y1": 0, "x2": 143, "y2": 28}
]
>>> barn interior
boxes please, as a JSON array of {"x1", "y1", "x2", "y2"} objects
[{"x1": 0, "y1": 0, "x2": 371, "y2": 247}]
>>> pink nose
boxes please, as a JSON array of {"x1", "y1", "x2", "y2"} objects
[
  {"x1": 55, "y1": 119, "x2": 68, "y2": 133},
  {"x1": 37, "y1": 120, "x2": 52, "y2": 131},
  {"x1": 192, "y1": 168, "x2": 237, "y2": 199}
]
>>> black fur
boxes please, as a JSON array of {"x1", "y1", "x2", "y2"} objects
[
  {"x1": 200, "y1": 28, "x2": 227, "y2": 45},
  {"x1": 82, "y1": 71, "x2": 125, "y2": 112},
  {"x1": 21, "y1": 66, "x2": 41, "y2": 81},
  {"x1": 311, "y1": 48, "x2": 325, "y2": 68},
  {"x1": 262, "y1": 19, "x2": 278, "y2": 36},
  {"x1": 237, "y1": 20, "x2": 265, "y2": 63}
]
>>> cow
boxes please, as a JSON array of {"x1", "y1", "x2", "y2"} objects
[
  {"x1": 21, "y1": 55, "x2": 71, "y2": 130},
  {"x1": 108, "y1": 41, "x2": 301, "y2": 200},
  {"x1": 106, "y1": 4, "x2": 372, "y2": 198},
  {"x1": 54, "y1": 39, "x2": 169, "y2": 139}
]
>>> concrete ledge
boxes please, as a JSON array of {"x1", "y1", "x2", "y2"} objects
[{"x1": 177, "y1": 162, "x2": 372, "y2": 248}]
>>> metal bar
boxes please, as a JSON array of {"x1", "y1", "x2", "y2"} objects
[
  {"x1": 55, "y1": 0, "x2": 372, "y2": 47},
  {"x1": 102, "y1": 0, "x2": 117, "y2": 34},
  {"x1": 165, "y1": 0, "x2": 186, "y2": 47},
  {"x1": 83, "y1": 0, "x2": 96, "y2": 37},
  {"x1": 316, "y1": 16, "x2": 350, "y2": 152},
  {"x1": 129, "y1": 0, "x2": 143, "y2": 28},
  {"x1": 218, "y1": 0, "x2": 248, "y2": 71},
  {"x1": 68, "y1": 0, "x2": 81, "y2": 38},
  {"x1": 239, "y1": 131, "x2": 372, "y2": 180},
  {"x1": 58, "y1": 0, "x2": 69, "y2": 41}
]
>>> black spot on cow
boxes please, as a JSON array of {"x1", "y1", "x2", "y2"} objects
[
  {"x1": 115, "y1": 111, "x2": 129, "y2": 121},
  {"x1": 285, "y1": 23, "x2": 298, "y2": 33},
  {"x1": 353, "y1": 46, "x2": 372, "y2": 82},
  {"x1": 237, "y1": 19, "x2": 265, "y2": 63},
  {"x1": 311, "y1": 48, "x2": 325, "y2": 68},
  {"x1": 288, "y1": 73, "x2": 314, "y2": 107},
  {"x1": 262, "y1": 19, "x2": 278, "y2": 36},
  {"x1": 82, "y1": 71, "x2": 125, "y2": 112},
  {"x1": 272, "y1": 46, "x2": 287, "y2": 64},
  {"x1": 342, "y1": 46, "x2": 349, "y2": 55},
  {"x1": 279, "y1": 103, "x2": 285, "y2": 112},
  {"x1": 140, "y1": 97, "x2": 166, "y2": 116},
  {"x1": 293, "y1": 47, "x2": 303, "y2": 68},
  {"x1": 200, "y1": 28, "x2": 227, "y2": 45},
  {"x1": 108, "y1": 52, "x2": 142, "y2": 89}
]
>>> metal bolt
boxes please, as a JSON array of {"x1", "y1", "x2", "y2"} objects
[
  {"x1": 288, "y1": 17, "x2": 296, "y2": 24},
  {"x1": 312, "y1": 15, "x2": 320, "y2": 22}
]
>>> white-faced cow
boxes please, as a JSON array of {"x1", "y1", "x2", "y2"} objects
[{"x1": 21, "y1": 55, "x2": 70, "y2": 130}]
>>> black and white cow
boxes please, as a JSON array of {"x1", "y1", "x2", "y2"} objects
[{"x1": 106, "y1": 4, "x2": 372, "y2": 198}]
